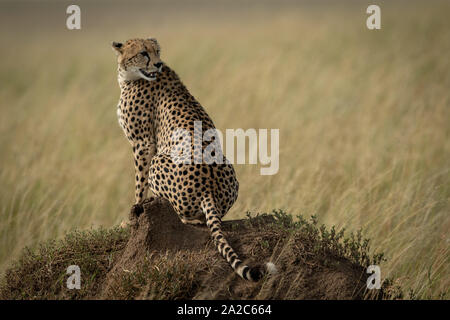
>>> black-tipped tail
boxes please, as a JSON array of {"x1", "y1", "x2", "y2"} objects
[
  {"x1": 202, "y1": 195, "x2": 277, "y2": 282},
  {"x1": 242, "y1": 262, "x2": 278, "y2": 282}
]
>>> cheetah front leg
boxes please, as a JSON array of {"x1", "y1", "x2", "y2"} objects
[{"x1": 130, "y1": 142, "x2": 154, "y2": 216}]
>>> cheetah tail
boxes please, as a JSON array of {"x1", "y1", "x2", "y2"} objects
[{"x1": 202, "y1": 197, "x2": 277, "y2": 281}]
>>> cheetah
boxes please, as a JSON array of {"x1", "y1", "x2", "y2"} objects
[{"x1": 112, "y1": 37, "x2": 276, "y2": 281}]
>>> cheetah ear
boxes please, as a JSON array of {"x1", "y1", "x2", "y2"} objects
[
  {"x1": 111, "y1": 41, "x2": 123, "y2": 54},
  {"x1": 148, "y1": 37, "x2": 161, "y2": 56}
]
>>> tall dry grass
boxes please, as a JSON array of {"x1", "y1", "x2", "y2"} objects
[{"x1": 0, "y1": 1, "x2": 448, "y2": 298}]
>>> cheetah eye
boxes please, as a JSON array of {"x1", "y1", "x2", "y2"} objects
[{"x1": 140, "y1": 51, "x2": 149, "y2": 59}]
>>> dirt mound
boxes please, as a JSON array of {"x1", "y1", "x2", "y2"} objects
[
  {"x1": 1, "y1": 198, "x2": 397, "y2": 300},
  {"x1": 100, "y1": 198, "x2": 370, "y2": 299},
  {"x1": 100, "y1": 198, "x2": 211, "y2": 298}
]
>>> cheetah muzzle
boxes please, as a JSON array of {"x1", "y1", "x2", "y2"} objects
[{"x1": 139, "y1": 69, "x2": 159, "y2": 80}]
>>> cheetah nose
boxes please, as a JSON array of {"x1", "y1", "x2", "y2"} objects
[{"x1": 154, "y1": 62, "x2": 162, "y2": 69}]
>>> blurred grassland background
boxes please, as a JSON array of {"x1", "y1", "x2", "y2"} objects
[{"x1": 0, "y1": 0, "x2": 448, "y2": 298}]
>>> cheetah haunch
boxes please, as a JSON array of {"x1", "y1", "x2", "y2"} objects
[{"x1": 112, "y1": 38, "x2": 276, "y2": 281}]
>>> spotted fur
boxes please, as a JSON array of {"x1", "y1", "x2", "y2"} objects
[{"x1": 113, "y1": 38, "x2": 276, "y2": 281}]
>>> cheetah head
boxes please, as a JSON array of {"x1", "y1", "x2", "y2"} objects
[{"x1": 112, "y1": 38, "x2": 163, "y2": 82}]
